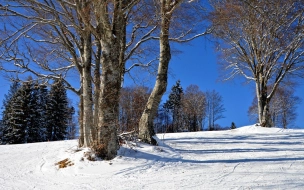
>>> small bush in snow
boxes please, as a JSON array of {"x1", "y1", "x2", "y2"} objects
[{"x1": 231, "y1": 122, "x2": 236, "y2": 129}]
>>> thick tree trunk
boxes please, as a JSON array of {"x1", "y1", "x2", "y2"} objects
[
  {"x1": 98, "y1": 52, "x2": 121, "y2": 160},
  {"x1": 260, "y1": 100, "x2": 272, "y2": 127},
  {"x1": 256, "y1": 82, "x2": 272, "y2": 127},
  {"x1": 138, "y1": 1, "x2": 173, "y2": 144},
  {"x1": 96, "y1": 3, "x2": 126, "y2": 159}
]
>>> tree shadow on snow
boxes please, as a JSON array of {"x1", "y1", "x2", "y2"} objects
[{"x1": 119, "y1": 132, "x2": 304, "y2": 167}]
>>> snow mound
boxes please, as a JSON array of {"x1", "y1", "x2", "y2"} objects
[
  {"x1": 232, "y1": 124, "x2": 285, "y2": 133},
  {"x1": 1, "y1": 126, "x2": 304, "y2": 189}
]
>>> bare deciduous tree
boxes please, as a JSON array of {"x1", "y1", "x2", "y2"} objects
[
  {"x1": 181, "y1": 85, "x2": 206, "y2": 132},
  {"x1": 210, "y1": 0, "x2": 304, "y2": 127},
  {"x1": 119, "y1": 86, "x2": 151, "y2": 133},
  {"x1": 138, "y1": 0, "x2": 176, "y2": 144},
  {"x1": 205, "y1": 90, "x2": 225, "y2": 131},
  {"x1": 138, "y1": 0, "x2": 210, "y2": 144},
  {"x1": 248, "y1": 85, "x2": 301, "y2": 128}
]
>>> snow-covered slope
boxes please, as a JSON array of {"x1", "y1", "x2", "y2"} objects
[{"x1": 1, "y1": 125, "x2": 304, "y2": 189}]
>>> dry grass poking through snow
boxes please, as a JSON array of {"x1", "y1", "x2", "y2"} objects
[{"x1": 55, "y1": 158, "x2": 74, "y2": 169}]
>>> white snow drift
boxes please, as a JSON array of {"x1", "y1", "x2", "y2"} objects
[{"x1": 1, "y1": 125, "x2": 304, "y2": 189}]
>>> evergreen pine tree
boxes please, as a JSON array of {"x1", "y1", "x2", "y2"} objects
[
  {"x1": 3, "y1": 80, "x2": 32, "y2": 144},
  {"x1": 164, "y1": 80, "x2": 183, "y2": 132},
  {"x1": 46, "y1": 79, "x2": 69, "y2": 141},
  {"x1": 0, "y1": 120, "x2": 3, "y2": 144},
  {"x1": 27, "y1": 81, "x2": 44, "y2": 143},
  {"x1": 37, "y1": 84, "x2": 49, "y2": 141},
  {"x1": 2, "y1": 79, "x2": 73, "y2": 143},
  {"x1": 66, "y1": 105, "x2": 77, "y2": 139},
  {"x1": 231, "y1": 122, "x2": 236, "y2": 130},
  {"x1": 2, "y1": 81, "x2": 20, "y2": 109},
  {"x1": 1, "y1": 81, "x2": 20, "y2": 144}
]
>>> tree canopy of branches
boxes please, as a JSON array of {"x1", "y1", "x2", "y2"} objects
[{"x1": 210, "y1": 0, "x2": 304, "y2": 127}]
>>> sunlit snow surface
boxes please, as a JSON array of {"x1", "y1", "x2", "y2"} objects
[{"x1": 1, "y1": 125, "x2": 304, "y2": 189}]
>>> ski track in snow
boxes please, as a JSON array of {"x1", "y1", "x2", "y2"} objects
[{"x1": 1, "y1": 125, "x2": 304, "y2": 189}]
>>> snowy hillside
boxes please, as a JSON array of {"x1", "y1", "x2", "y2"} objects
[{"x1": 1, "y1": 125, "x2": 304, "y2": 189}]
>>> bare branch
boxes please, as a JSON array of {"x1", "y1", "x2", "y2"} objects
[{"x1": 124, "y1": 58, "x2": 158, "y2": 73}]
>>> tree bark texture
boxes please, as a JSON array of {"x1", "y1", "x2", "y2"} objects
[
  {"x1": 93, "y1": 41, "x2": 101, "y2": 143},
  {"x1": 82, "y1": 32, "x2": 94, "y2": 147},
  {"x1": 95, "y1": 1, "x2": 127, "y2": 159},
  {"x1": 256, "y1": 80, "x2": 273, "y2": 127},
  {"x1": 78, "y1": 93, "x2": 84, "y2": 147}
]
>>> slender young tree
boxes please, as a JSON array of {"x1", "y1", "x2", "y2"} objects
[
  {"x1": 154, "y1": 105, "x2": 170, "y2": 133},
  {"x1": 138, "y1": 0, "x2": 210, "y2": 144},
  {"x1": 205, "y1": 90, "x2": 225, "y2": 131},
  {"x1": 138, "y1": 0, "x2": 186, "y2": 144},
  {"x1": 231, "y1": 122, "x2": 236, "y2": 129}
]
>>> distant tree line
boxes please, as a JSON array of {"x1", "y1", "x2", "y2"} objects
[
  {"x1": 118, "y1": 81, "x2": 300, "y2": 133},
  {"x1": 118, "y1": 81, "x2": 226, "y2": 134},
  {"x1": 155, "y1": 81, "x2": 226, "y2": 133},
  {"x1": 0, "y1": 78, "x2": 76, "y2": 144},
  {"x1": 0, "y1": 79, "x2": 225, "y2": 145},
  {"x1": 116, "y1": 81, "x2": 301, "y2": 135},
  {"x1": 119, "y1": 86, "x2": 151, "y2": 133}
]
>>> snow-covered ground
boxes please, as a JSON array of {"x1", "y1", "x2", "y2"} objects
[{"x1": 1, "y1": 125, "x2": 304, "y2": 190}]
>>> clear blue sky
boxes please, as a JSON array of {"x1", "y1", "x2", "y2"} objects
[{"x1": 0, "y1": 37, "x2": 303, "y2": 128}]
